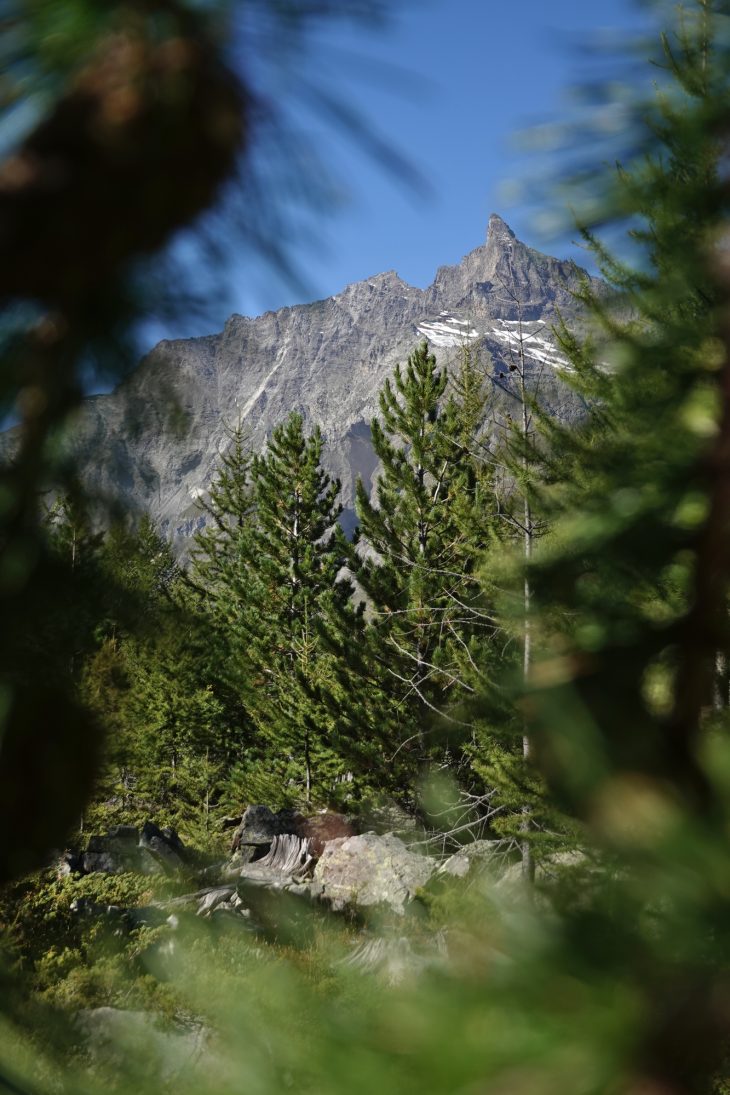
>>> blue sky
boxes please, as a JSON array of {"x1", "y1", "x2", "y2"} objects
[{"x1": 165, "y1": 0, "x2": 656, "y2": 340}]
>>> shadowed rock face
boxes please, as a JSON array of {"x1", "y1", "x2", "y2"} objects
[{"x1": 29, "y1": 215, "x2": 598, "y2": 551}]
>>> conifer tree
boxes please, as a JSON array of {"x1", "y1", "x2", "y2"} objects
[
  {"x1": 354, "y1": 341, "x2": 496, "y2": 786},
  {"x1": 32, "y1": 495, "x2": 106, "y2": 687},
  {"x1": 522, "y1": 2, "x2": 728, "y2": 813},
  {"x1": 81, "y1": 518, "x2": 235, "y2": 836},
  {"x1": 188, "y1": 420, "x2": 253, "y2": 609},
  {"x1": 223, "y1": 412, "x2": 356, "y2": 804}
]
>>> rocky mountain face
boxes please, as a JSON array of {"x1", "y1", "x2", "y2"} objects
[{"x1": 51, "y1": 214, "x2": 596, "y2": 547}]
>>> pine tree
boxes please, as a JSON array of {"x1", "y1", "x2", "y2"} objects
[
  {"x1": 188, "y1": 420, "x2": 253, "y2": 609},
  {"x1": 221, "y1": 412, "x2": 357, "y2": 804},
  {"x1": 354, "y1": 341, "x2": 496, "y2": 788}
]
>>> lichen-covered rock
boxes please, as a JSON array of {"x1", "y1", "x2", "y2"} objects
[{"x1": 313, "y1": 833, "x2": 436, "y2": 914}]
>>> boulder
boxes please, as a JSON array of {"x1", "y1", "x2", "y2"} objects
[
  {"x1": 140, "y1": 821, "x2": 187, "y2": 874},
  {"x1": 79, "y1": 822, "x2": 188, "y2": 876},
  {"x1": 82, "y1": 845, "x2": 163, "y2": 875},
  {"x1": 81, "y1": 827, "x2": 162, "y2": 875},
  {"x1": 230, "y1": 805, "x2": 282, "y2": 853},
  {"x1": 313, "y1": 832, "x2": 436, "y2": 914},
  {"x1": 439, "y1": 840, "x2": 503, "y2": 879},
  {"x1": 195, "y1": 880, "x2": 238, "y2": 915}
]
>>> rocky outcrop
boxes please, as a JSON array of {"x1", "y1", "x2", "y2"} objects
[
  {"x1": 64, "y1": 823, "x2": 189, "y2": 878},
  {"x1": 9, "y1": 216, "x2": 597, "y2": 551},
  {"x1": 81, "y1": 827, "x2": 162, "y2": 876},
  {"x1": 139, "y1": 821, "x2": 188, "y2": 872},
  {"x1": 65, "y1": 809, "x2": 590, "y2": 938},
  {"x1": 226, "y1": 810, "x2": 433, "y2": 914},
  {"x1": 313, "y1": 832, "x2": 436, "y2": 915}
]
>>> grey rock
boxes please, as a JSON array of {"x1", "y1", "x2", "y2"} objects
[
  {"x1": 313, "y1": 832, "x2": 436, "y2": 914},
  {"x1": 440, "y1": 839, "x2": 504, "y2": 879},
  {"x1": 80, "y1": 822, "x2": 187, "y2": 876},
  {"x1": 3, "y1": 217, "x2": 597, "y2": 553},
  {"x1": 195, "y1": 886, "x2": 238, "y2": 917},
  {"x1": 231, "y1": 804, "x2": 282, "y2": 852},
  {"x1": 81, "y1": 845, "x2": 163, "y2": 876},
  {"x1": 82, "y1": 827, "x2": 143, "y2": 873},
  {"x1": 140, "y1": 820, "x2": 186, "y2": 873}
]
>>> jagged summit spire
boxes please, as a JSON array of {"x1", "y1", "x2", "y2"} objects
[{"x1": 486, "y1": 212, "x2": 516, "y2": 246}]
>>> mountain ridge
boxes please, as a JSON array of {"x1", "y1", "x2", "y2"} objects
[{"x1": 13, "y1": 215, "x2": 597, "y2": 546}]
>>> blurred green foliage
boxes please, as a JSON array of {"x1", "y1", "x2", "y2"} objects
[{"x1": 5, "y1": 2, "x2": 730, "y2": 1095}]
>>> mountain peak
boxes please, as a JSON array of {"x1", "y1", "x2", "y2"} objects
[
  {"x1": 50, "y1": 223, "x2": 592, "y2": 551},
  {"x1": 486, "y1": 213, "x2": 516, "y2": 246}
]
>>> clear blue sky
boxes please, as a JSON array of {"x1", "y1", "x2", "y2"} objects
[{"x1": 163, "y1": 0, "x2": 656, "y2": 340}]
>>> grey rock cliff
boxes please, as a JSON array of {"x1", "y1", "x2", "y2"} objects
[{"x1": 34, "y1": 215, "x2": 598, "y2": 547}]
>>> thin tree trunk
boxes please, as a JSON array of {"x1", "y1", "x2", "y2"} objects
[
  {"x1": 205, "y1": 748, "x2": 210, "y2": 832},
  {"x1": 521, "y1": 495, "x2": 535, "y2": 885},
  {"x1": 519, "y1": 320, "x2": 535, "y2": 885}
]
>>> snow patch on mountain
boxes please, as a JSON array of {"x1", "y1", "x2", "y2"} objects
[
  {"x1": 417, "y1": 314, "x2": 480, "y2": 348},
  {"x1": 490, "y1": 320, "x2": 569, "y2": 371}
]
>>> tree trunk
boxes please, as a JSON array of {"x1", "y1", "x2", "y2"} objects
[{"x1": 520, "y1": 326, "x2": 535, "y2": 886}]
